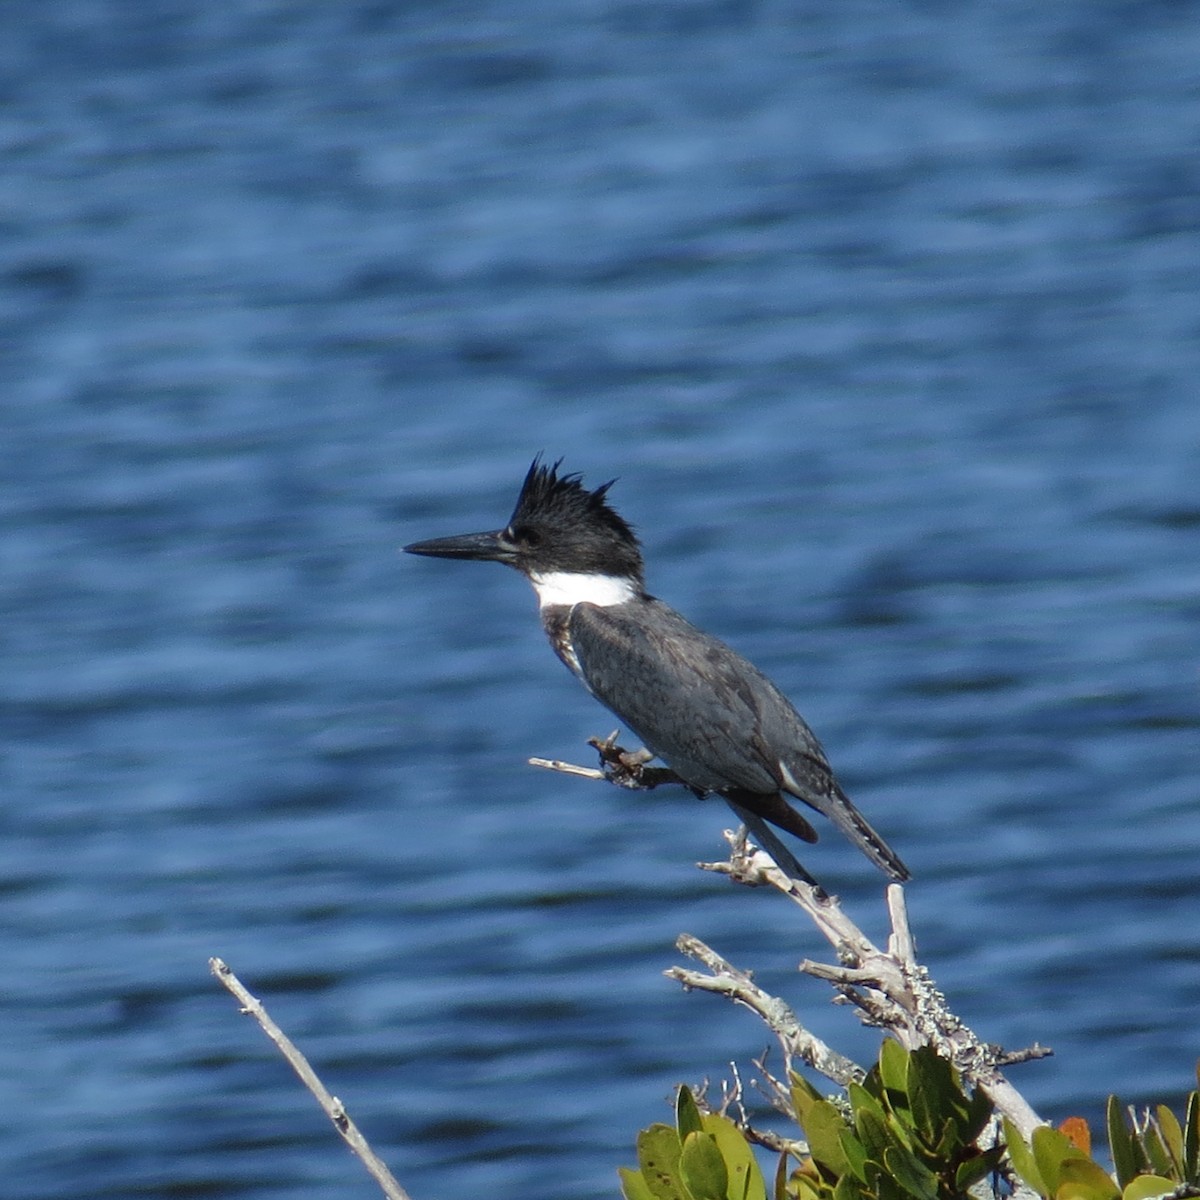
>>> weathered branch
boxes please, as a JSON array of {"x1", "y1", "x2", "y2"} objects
[
  {"x1": 537, "y1": 738, "x2": 1050, "y2": 1145},
  {"x1": 704, "y1": 833, "x2": 1047, "y2": 1140},
  {"x1": 667, "y1": 933, "x2": 863, "y2": 1088},
  {"x1": 209, "y1": 958, "x2": 413, "y2": 1200}
]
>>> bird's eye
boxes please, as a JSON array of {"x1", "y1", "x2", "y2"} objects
[{"x1": 511, "y1": 524, "x2": 541, "y2": 548}]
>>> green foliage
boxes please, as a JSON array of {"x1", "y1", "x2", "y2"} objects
[
  {"x1": 619, "y1": 1085, "x2": 768, "y2": 1200},
  {"x1": 788, "y1": 1043, "x2": 1001, "y2": 1200},
  {"x1": 623, "y1": 1044, "x2": 1002, "y2": 1200},
  {"x1": 1003, "y1": 1071, "x2": 1200, "y2": 1200},
  {"x1": 626, "y1": 1051, "x2": 1200, "y2": 1200}
]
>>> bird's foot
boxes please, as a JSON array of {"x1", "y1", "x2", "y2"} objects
[{"x1": 588, "y1": 731, "x2": 678, "y2": 790}]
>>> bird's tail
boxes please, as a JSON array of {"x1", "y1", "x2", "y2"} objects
[
  {"x1": 775, "y1": 761, "x2": 910, "y2": 882},
  {"x1": 817, "y1": 785, "x2": 910, "y2": 882}
]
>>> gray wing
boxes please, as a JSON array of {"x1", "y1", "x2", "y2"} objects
[
  {"x1": 568, "y1": 599, "x2": 806, "y2": 795},
  {"x1": 569, "y1": 599, "x2": 910, "y2": 881}
]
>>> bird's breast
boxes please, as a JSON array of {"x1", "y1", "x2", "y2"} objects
[{"x1": 540, "y1": 604, "x2": 584, "y2": 678}]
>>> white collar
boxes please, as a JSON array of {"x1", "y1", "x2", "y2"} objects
[{"x1": 529, "y1": 570, "x2": 638, "y2": 609}]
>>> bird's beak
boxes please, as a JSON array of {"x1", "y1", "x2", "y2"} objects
[{"x1": 403, "y1": 529, "x2": 514, "y2": 563}]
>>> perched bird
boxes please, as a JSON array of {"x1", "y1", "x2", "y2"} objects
[{"x1": 405, "y1": 457, "x2": 909, "y2": 886}]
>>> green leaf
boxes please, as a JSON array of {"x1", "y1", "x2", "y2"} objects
[
  {"x1": 792, "y1": 1179, "x2": 826, "y2": 1200},
  {"x1": 1184, "y1": 1092, "x2": 1199, "y2": 1183},
  {"x1": 856, "y1": 1105, "x2": 901, "y2": 1166},
  {"x1": 680, "y1": 1132, "x2": 729, "y2": 1200},
  {"x1": 933, "y1": 1114, "x2": 967, "y2": 1161},
  {"x1": 838, "y1": 1127, "x2": 870, "y2": 1185},
  {"x1": 866, "y1": 1159, "x2": 910, "y2": 1200},
  {"x1": 955, "y1": 1146, "x2": 1005, "y2": 1192},
  {"x1": 1121, "y1": 1175, "x2": 1177, "y2": 1200},
  {"x1": 859, "y1": 1062, "x2": 886, "y2": 1105},
  {"x1": 832, "y1": 1173, "x2": 863, "y2": 1200},
  {"x1": 844, "y1": 1080, "x2": 892, "y2": 1152},
  {"x1": 772, "y1": 1146, "x2": 793, "y2": 1200},
  {"x1": 1155, "y1": 1105, "x2": 1184, "y2": 1175},
  {"x1": 637, "y1": 1124, "x2": 687, "y2": 1200},
  {"x1": 848, "y1": 1082, "x2": 887, "y2": 1128},
  {"x1": 677, "y1": 1087, "x2": 705, "y2": 1141},
  {"x1": 1032, "y1": 1124, "x2": 1090, "y2": 1195},
  {"x1": 791, "y1": 1073, "x2": 824, "y2": 1138},
  {"x1": 791, "y1": 1073, "x2": 824, "y2": 1111},
  {"x1": 790, "y1": 1165, "x2": 826, "y2": 1200},
  {"x1": 879, "y1": 1040, "x2": 910, "y2": 1099},
  {"x1": 1107, "y1": 1097, "x2": 1140, "y2": 1188},
  {"x1": 620, "y1": 1166, "x2": 660, "y2": 1200},
  {"x1": 881, "y1": 1144, "x2": 940, "y2": 1200},
  {"x1": 1140, "y1": 1124, "x2": 1172, "y2": 1178},
  {"x1": 701, "y1": 1111, "x2": 768, "y2": 1200},
  {"x1": 907, "y1": 1047, "x2": 966, "y2": 1149},
  {"x1": 1056, "y1": 1155, "x2": 1120, "y2": 1200},
  {"x1": 801, "y1": 1100, "x2": 853, "y2": 1180},
  {"x1": 1004, "y1": 1119, "x2": 1048, "y2": 1198}
]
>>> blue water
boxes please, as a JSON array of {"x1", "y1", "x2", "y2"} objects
[{"x1": 3, "y1": 2, "x2": 1199, "y2": 1197}]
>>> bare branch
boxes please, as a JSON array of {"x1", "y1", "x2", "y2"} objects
[
  {"x1": 668, "y1": 933, "x2": 863, "y2": 1091},
  {"x1": 539, "y1": 735, "x2": 1050, "y2": 1144},
  {"x1": 528, "y1": 756, "x2": 607, "y2": 781},
  {"x1": 209, "y1": 958, "x2": 413, "y2": 1200},
  {"x1": 996, "y1": 1044, "x2": 1054, "y2": 1067},
  {"x1": 689, "y1": 834, "x2": 1047, "y2": 1141}
]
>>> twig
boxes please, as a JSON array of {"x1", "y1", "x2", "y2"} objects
[
  {"x1": 667, "y1": 934, "x2": 863, "y2": 1090},
  {"x1": 528, "y1": 757, "x2": 607, "y2": 781},
  {"x1": 209, "y1": 958, "x2": 413, "y2": 1200},
  {"x1": 704, "y1": 1061, "x2": 810, "y2": 1157}
]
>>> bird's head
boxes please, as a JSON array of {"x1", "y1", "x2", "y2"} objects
[{"x1": 405, "y1": 456, "x2": 645, "y2": 592}]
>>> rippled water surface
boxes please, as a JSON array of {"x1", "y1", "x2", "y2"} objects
[{"x1": 3, "y1": 3, "x2": 1199, "y2": 1198}]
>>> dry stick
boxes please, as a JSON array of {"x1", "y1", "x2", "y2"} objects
[
  {"x1": 528, "y1": 756, "x2": 606, "y2": 781},
  {"x1": 209, "y1": 957, "x2": 414, "y2": 1200},
  {"x1": 667, "y1": 934, "x2": 862, "y2": 1089},
  {"x1": 537, "y1": 742, "x2": 1049, "y2": 1143}
]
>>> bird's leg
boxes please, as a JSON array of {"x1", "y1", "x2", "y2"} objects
[
  {"x1": 587, "y1": 731, "x2": 682, "y2": 790},
  {"x1": 589, "y1": 730, "x2": 653, "y2": 785}
]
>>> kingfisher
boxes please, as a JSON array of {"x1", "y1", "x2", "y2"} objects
[{"x1": 405, "y1": 457, "x2": 909, "y2": 886}]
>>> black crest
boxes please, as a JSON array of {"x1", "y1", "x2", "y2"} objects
[{"x1": 508, "y1": 456, "x2": 644, "y2": 579}]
